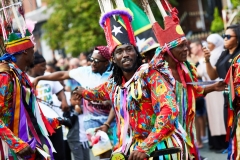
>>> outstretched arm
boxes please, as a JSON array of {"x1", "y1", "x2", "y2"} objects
[
  {"x1": 189, "y1": 63, "x2": 226, "y2": 97},
  {"x1": 74, "y1": 81, "x2": 111, "y2": 102},
  {"x1": 32, "y1": 71, "x2": 70, "y2": 89}
]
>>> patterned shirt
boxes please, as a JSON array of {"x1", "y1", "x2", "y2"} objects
[
  {"x1": 0, "y1": 62, "x2": 59, "y2": 159},
  {"x1": 82, "y1": 64, "x2": 184, "y2": 156},
  {"x1": 0, "y1": 73, "x2": 28, "y2": 153},
  {"x1": 175, "y1": 62, "x2": 204, "y2": 159},
  {"x1": 150, "y1": 46, "x2": 204, "y2": 159},
  {"x1": 234, "y1": 56, "x2": 240, "y2": 98}
]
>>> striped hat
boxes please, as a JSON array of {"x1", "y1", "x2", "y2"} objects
[{"x1": 5, "y1": 29, "x2": 34, "y2": 54}]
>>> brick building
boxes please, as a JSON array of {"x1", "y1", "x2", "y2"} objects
[{"x1": 177, "y1": 0, "x2": 225, "y2": 40}]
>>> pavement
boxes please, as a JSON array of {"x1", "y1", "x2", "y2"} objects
[
  {"x1": 199, "y1": 143, "x2": 227, "y2": 160},
  {"x1": 88, "y1": 143, "x2": 228, "y2": 160}
]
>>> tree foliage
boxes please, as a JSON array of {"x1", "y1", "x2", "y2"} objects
[
  {"x1": 210, "y1": 7, "x2": 224, "y2": 33},
  {"x1": 43, "y1": 0, "x2": 178, "y2": 56},
  {"x1": 43, "y1": 0, "x2": 106, "y2": 56},
  {"x1": 231, "y1": 0, "x2": 240, "y2": 9}
]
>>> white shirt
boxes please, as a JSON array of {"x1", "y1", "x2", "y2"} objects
[
  {"x1": 28, "y1": 72, "x2": 63, "y2": 118},
  {"x1": 69, "y1": 66, "x2": 112, "y2": 89}
]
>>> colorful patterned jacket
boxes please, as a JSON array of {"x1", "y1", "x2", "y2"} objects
[
  {"x1": 0, "y1": 61, "x2": 59, "y2": 159},
  {"x1": 225, "y1": 54, "x2": 240, "y2": 160},
  {"x1": 82, "y1": 63, "x2": 187, "y2": 159}
]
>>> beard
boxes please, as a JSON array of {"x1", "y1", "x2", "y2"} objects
[{"x1": 120, "y1": 60, "x2": 138, "y2": 73}]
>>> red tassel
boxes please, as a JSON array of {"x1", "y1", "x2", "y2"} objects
[
  {"x1": 226, "y1": 107, "x2": 234, "y2": 141},
  {"x1": 160, "y1": 0, "x2": 171, "y2": 11},
  {"x1": 40, "y1": 109, "x2": 55, "y2": 136}
]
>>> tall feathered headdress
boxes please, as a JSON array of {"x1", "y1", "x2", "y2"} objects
[
  {"x1": 141, "y1": 0, "x2": 186, "y2": 49},
  {"x1": 98, "y1": 0, "x2": 136, "y2": 54},
  {"x1": 0, "y1": 0, "x2": 34, "y2": 55}
]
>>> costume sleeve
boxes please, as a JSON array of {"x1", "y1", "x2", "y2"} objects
[
  {"x1": 82, "y1": 81, "x2": 111, "y2": 101},
  {"x1": 0, "y1": 73, "x2": 28, "y2": 153},
  {"x1": 189, "y1": 64, "x2": 204, "y2": 98},
  {"x1": 136, "y1": 70, "x2": 179, "y2": 155},
  {"x1": 233, "y1": 59, "x2": 240, "y2": 97}
]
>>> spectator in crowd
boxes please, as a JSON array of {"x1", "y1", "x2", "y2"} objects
[
  {"x1": 190, "y1": 40, "x2": 208, "y2": 148},
  {"x1": 46, "y1": 62, "x2": 58, "y2": 73},
  {"x1": 62, "y1": 91, "x2": 90, "y2": 160},
  {"x1": 204, "y1": 24, "x2": 240, "y2": 133},
  {"x1": 65, "y1": 58, "x2": 80, "y2": 91},
  {"x1": 198, "y1": 34, "x2": 227, "y2": 151},
  {"x1": 32, "y1": 46, "x2": 114, "y2": 159},
  {"x1": 79, "y1": 52, "x2": 88, "y2": 66},
  {"x1": 27, "y1": 52, "x2": 69, "y2": 160},
  {"x1": 139, "y1": 37, "x2": 159, "y2": 63}
]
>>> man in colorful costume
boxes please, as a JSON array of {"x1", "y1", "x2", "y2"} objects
[
  {"x1": 141, "y1": 0, "x2": 227, "y2": 159},
  {"x1": 0, "y1": 28, "x2": 62, "y2": 159},
  {"x1": 74, "y1": 0, "x2": 187, "y2": 159},
  {"x1": 224, "y1": 53, "x2": 240, "y2": 160}
]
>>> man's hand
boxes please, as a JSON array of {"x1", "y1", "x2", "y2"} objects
[
  {"x1": 32, "y1": 77, "x2": 40, "y2": 90},
  {"x1": 128, "y1": 150, "x2": 148, "y2": 160},
  {"x1": 73, "y1": 86, "x2": 85, "y2": 99},
  {"x1": 95, "y1": 124, "x2": 109, "y2": 133},
  {"x1": 213, "y1": 81, "x2": 227, "y2": 92},
  {"x1": 17, "y1": 145, "x2": 34, "y2": 159}
]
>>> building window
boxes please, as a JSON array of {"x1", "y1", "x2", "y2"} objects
[{"x1": 36, "y1": 0, "x2": 42, "y2": 8}]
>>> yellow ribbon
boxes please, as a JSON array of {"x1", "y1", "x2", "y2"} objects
[
  {"x1": 13, "y1": 72, "x2": 21, "y2": 136},
  {"x1": 130, "y1": 79, "x2": 142, "y2": 100}
]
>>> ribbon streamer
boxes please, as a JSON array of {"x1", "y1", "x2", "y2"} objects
[{"x1": 186, "y1": 79, "x2": 223, "y2": 86}]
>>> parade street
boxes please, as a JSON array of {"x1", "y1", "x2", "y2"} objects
[{"x1": 200, "y1": 144, "x2": 227, "y2": 160}]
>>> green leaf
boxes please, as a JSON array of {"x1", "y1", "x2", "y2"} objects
[{"x1": 210, "y1": 7, "x2": 224, "y2": 33}]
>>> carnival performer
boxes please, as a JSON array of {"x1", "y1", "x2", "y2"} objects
[
  {"x1": 0, "y1": 28, "x2": 66, "y2": 160},
  {"x1": 224, "y1": 51, "x2": 240, "y2": 159},
  {"x1": 141, "y1": 0, "x2": 227, "y2": 159},
  {"x1": 74, "y1": 1, "x2": 188, "y2": 160}
]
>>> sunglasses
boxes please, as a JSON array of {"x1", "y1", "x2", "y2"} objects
[
  {"x1": 89, "y1": 57, "x2": 107, "y2": 64},
  {"x1": 222, "y1": 34, "x2": 237, "y2": 40}
]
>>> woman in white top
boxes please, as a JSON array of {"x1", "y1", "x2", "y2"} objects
[{"x1": 197, "y1": 33, "x2": 228, "y2": 151}]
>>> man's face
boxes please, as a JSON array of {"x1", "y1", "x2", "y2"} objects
[
  {"x1": 142, "y1": 49, "x2": 155, "y2": 63},
  {"x1": 33, "y1": 62, "x2": 46, "y2": 76},
  {"x1": 170, "y1": 40, "x2": 188, "y2": 62},
  {"x1": 90, "y1": 51, "x2": 108, "y2": 73},
  {"x1": 113, "y1": 44, "x2": 138, "y2": 72},
  {"x1": 190, "y1": 42, "x2": 201, "y2": 56}
]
